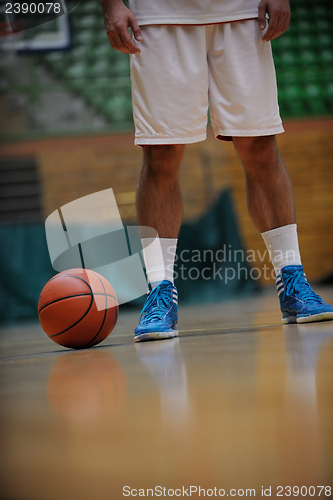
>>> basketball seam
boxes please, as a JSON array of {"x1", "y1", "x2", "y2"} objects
[
  {"x1": 49, "y1": 277, "x2": 95, "y2": 337},
  {"x1": 49, "y1": 294, "x2": 94, "y2": 338},
  {"x1": 38, "y1": 292, "x2": 117, "y2": 314},
  {"x1": 49, "y1": 274, "x2": 91, "y2": 285},
  {"x1": 85, "y1": 271, "x2": 109, "y2": 347},
  {"x1": 114, "y1": 302, "x2": 119, "y2": 324}
]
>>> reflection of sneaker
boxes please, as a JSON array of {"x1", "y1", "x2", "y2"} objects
[
  {"x1": 276, "y1": 265, "x2": 333, "y2": 324},
  {"x1": 134, "y1": 280, "x2": 178, "y2": 342}
]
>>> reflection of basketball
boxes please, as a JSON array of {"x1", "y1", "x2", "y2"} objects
[
  {"x1": 47, "y1": 351, "x2": 127, "y2": 423},
  {"x1": 38, "y1": 268, "x2": 118, "y2": 349}
]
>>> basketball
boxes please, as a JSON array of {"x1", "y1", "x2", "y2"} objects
[{"x1": 38, "y1": 269, "x2": 118, "y2": 349}]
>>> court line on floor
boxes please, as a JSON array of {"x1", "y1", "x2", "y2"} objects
[
  {"x1": 0, "y1": 338, "x2": 131, "y2": 363},
  {"x1": 179, "y1": 323, "x2": 282, "y2": 337},
  {"x1": 0, "y1": 323, "x2": 282, "y2": 363}
]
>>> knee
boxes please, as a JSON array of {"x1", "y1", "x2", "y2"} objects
[
  {"x1": 142, "y1": 145, "x2": 184, "y2": 180},
  {"x1": 233, "y1": 136, "x2": 278, "y2": 173}
]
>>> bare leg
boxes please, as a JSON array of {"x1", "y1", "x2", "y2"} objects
[
  {"x1": 233, "y1": 135, "x2": 295, "y2": 233},
  {"x1": 134, "y1": 145, "x2": 183, "y2": 342},
  {"x1": 136, "y1": 145, "x2": 185, "y2": 238}
]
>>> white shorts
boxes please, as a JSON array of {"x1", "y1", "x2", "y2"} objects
[{"x1": 130, "y1": 20, "x2": 284, "y2": 145}]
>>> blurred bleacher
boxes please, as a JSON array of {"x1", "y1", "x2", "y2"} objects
[
  {"x1": 273, "y1": 1, "x2": 333, "y2": 117},
  {"x1": 40, "y1": 1, "x2": 133, "y2": 127}
]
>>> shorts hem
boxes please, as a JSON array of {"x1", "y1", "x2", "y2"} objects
[
  {"x1": 135, "y1": 133, "x2": 207, "y2": 146},
  {"x1": 214, "y1": 125, "x2": 285, "y2": 139}
]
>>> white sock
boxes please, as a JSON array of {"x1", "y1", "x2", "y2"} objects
[
  {"x1": 261, "y1": 223, "x2": 302, "y2": 277},
  {"x1": 141, "y1": 238, "x2": 177, "y2": 287}
]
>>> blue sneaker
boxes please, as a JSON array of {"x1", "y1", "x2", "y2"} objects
[
  {"x1": 276, "y1": 265, "x2": 333, "y2": 324},
  {"x1": 134, "y1": 280, "x2": 179, "y2": 342}
]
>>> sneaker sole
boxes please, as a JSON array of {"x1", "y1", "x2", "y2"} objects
[
  {"x1": 134, "y1": 329, "x2": 179, "y2": 343},
  {"x1": 282, "y1": 312, "x2": 333, "y2": 324}
]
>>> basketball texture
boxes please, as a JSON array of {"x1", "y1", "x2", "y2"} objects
[{"x1": 38, "y1": 269, "x2": 118, "y2": 349}]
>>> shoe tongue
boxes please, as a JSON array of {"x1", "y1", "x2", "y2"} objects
[
  {"x1": 150, "y1": 280, "x2": 173, "y2": 290},
  {"x1": 281, "y1": 266, "x2": 304, "y2": 281},
  {"x1": 282, "y1": 265, "x2": 304, "y2": 274}
]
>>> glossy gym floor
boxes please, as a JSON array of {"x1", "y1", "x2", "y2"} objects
[{"x1": 0, "y1": 287, "x2": 332, "y2": 500}]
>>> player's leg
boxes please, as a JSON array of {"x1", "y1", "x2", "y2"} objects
[
  {"x1": 232, "y1": 135, "x2": 295, "y2": 233},
  {"x1": 233, "y1": 134, "x2": 333, "y2": 323},
  {"x1": 207, "y1": 20, "x2": 333, "y2": 324},
  {"x1": 130, "y1": 25, "x2": 208, "y2": 341},
  {"x1": 134, "y1": 145, "x2": 183, "y2": 342},
  {"x1": 136, "y1": 144, "x2": 184, "y2": 238}
]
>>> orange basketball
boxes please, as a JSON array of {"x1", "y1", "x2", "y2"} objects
[{"x1": 38, "y1": 269, "x2": 118, "y2": 349}]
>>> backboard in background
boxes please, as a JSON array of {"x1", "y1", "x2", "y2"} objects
[{"x1": 0, "y1": 0, "x2": 75, "y2": 52}]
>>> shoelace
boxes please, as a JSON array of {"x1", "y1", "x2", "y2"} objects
[
  {"x1": 284, "y1": 270, "x2": 323, "y2": 304},
  {"x1": 140, "y1": 284, "x2": 174, "y2": 324}
]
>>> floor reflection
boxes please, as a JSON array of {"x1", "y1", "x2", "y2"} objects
[
  {"x1": 1, "y1": 304, "x2": 332, "y2": 499},
  {"x1": 135, "y1": 338, "x2": 192, "y2": 430},
  {"x1": 281, "y1": 322, "x2": 333, "y2": 486},
  {"x1": 47, "y1": 350, "x2": 127, "y2": 425}
]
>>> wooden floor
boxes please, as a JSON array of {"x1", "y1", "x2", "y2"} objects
[{"x1": 1, "y1": 288, "x2": 333, "y2": 500}]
